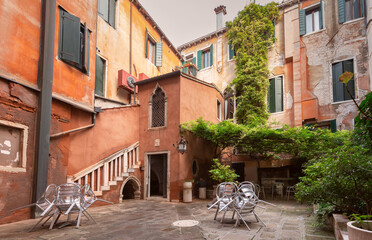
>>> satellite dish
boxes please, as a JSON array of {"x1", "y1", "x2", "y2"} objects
[{"x1": 127, "y1": 76, "x2": 136, "y2": 88}]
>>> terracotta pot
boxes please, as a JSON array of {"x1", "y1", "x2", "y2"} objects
[{"x1": 347, "y1": 221, "x2": 372, "y2": 240}]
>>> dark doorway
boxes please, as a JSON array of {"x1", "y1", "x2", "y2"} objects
[
  {"x1": 149, "y1": 154, "x2": 167, "y2": 198},
  {"x1": 122, "y1": 180, "x2": 135, "y2": 200},
  {"x1": 231, "y1": 162, "x2": 245, "y2": 182}
]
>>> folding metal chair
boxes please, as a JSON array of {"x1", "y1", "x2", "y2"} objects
[{"x1": 208, "y1": 182, "x2": 238, "y2": 223}]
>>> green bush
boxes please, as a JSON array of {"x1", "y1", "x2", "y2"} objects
[{"x1": 209, "y1": 159, "x2": 239, "y2": 183}]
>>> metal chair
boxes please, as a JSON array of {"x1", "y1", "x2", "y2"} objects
[
  {"x1": 254, "y1": 183, "x2": 266, "y2": 199},
  {"x1": 208, "y1": 182, "x2": 238, "y2": 223},
  {"x1": 286, "y1": 185, "x2": 296, "y2": 200},
  {"x1": 11, "y1": 184, "x2": 57, "y2": 232}
]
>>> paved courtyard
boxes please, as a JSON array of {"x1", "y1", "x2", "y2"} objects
[{"x1": 0, "y1": 199, "x2": 335, "y2": 240}]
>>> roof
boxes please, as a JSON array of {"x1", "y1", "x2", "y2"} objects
[
  {"x1": 133, "y1": 0, "x2": 183, "y2": 60},
  {"x1": 177, "y1": 27, "x2": 227, "y2": 51},
  {"x1": 134, "y1": 70, "x2": 223, "y2": 96}
]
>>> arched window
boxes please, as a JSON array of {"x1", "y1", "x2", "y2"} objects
[{"x1": 151, "y1": 86, "x2": 166, "y2": 128}]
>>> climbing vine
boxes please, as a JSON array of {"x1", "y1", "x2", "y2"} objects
[{"x1": 226, "y1": 3, "x2": 280, "y2": 126}]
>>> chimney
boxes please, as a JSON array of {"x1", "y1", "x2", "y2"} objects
[{"x1": 214, "y1": 5, "x2": 227, "y2": 31}]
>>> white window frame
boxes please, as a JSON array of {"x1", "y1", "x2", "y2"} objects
[
  {"x1": 0, "y1": 120, "x2": 28, "y2": 173},
  {"x1": 198, "y1": 45, "x2": 213, "y2": 71},
  {"x1": 217, "y1": 98, "x2": 222, "y2": 121},
  {"x1": 303, "y1": 2, "x2": 325, "y2": 36},
  {"x1": 185, "y1": 53, "x2": 194, "y2": 64},
  {"x1": 95, "y1": 53, "x2": 108, "y2": 98}
]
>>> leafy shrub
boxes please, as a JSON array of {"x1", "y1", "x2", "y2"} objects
[{"x1": 209, "y1": 159, "x2": 238, "y2": 183}]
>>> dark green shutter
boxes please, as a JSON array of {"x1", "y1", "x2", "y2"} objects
[
  {"x1": 272, "y1": 19, "x2": 276, "y2": 42},
  {"x1": 95, "y1": 55, "x2": 104, "y2": 96},
  {"x1": 268, "y1": 78, "x2": 276, "y2": 113},
  {"x1": 338, "y1": 0, "x2": 345, "y2": 24},
  {"x1": 145, "y1": 28, "x2": 148, "y2": 58},
  {"x1": 332, "y1": 62, "x2": 344, "y2": 102},
  {"x1": 209, "y1": 44, "x2": 213, "y2": 66},
  {"x1": 361, "y1": 0, "x2": 365, "y2": 18},
  {"x1": 155, "y1": 42, "x2": 163, "y2": 67},
  {"x1": 275, "y1": 77, "x2": 283, "y2": 112},
  {"x1": 182, "y1": 61, "x2": 187, "y2": 74},
  {"x1": 59, "y1": 10, "x2": 81, "y2": 64},
  {"x1": 343, "y1": 60, "x2": 355, "y2": 100},
  {"x1": 299, "y1": 9, "x2": 306, "y2": 36},
  {"x1": 197, "y1": 50, "x2": 202, "y2": 69},
  {"x1": 319, "y1": 0, "x2": 323, "y2": 29},
  {"x1": 192, "y1": 57, "x2": 196, "y2": 65},
  {"x1": 109, "y1": 0, "x2": 115, "y2": 27},
  {"x1": 330, "y1": 119, "x2": 337, "y2": 132},
  {"x1": 229, "y1": 43, "x2": 234, "y2": 60}
]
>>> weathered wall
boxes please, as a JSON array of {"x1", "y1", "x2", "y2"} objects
[
  {"x1": 96, "y1": 0, "x2": 181, "y2": 103},
  {"x1": 367, "y1": 0, "x2": 372, "y2": 91},
  {"x1": 179, "y1": 33, "x2": 236, "y2": 92}
]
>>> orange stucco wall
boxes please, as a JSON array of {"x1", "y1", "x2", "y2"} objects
[{"x1": 96, "y1": 0, "x2": 181, "y2": 103}]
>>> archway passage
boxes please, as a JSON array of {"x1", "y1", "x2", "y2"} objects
[{"x1": 122, "y1": 179, "x2": 140, "y2": 200}]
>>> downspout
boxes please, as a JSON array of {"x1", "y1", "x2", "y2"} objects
[
  {"x1": 50, "y1": 112, "x2": 98, "y2": 138},
  {"x1": 130, "y1": 0, "x2": 136, "y2": 104},
  {"x1": 33, "y1": 0, "x2": 56, "y2": 216}
]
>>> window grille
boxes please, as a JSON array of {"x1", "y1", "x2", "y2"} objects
[{"x1": 151, "y1": 87, "x2": 165, "y2": 127}]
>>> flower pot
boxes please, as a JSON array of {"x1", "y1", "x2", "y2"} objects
[{"x1": 347, "y1": 221, "x2": 372, "y2": 240}]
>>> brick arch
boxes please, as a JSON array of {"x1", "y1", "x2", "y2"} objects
[{"x1": 119, "y1": 176, "x2": 141, "y2": 202}]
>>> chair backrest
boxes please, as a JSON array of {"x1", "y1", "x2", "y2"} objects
[
  {"x1": 36, "y1": 184, "x2": 57, "y2": 212},
  {"x1": 238, "y1": 181, "x2": 255, "y2": 197},
  {"x1": 81, "y1": 184, "x2": 97, "y2": 209},
  {"x1": 216, "y1": 182, "x2": 237, "y2": 199},
  {"x1": 55, "y1": 183, "x2": 83, "y2": 211}
]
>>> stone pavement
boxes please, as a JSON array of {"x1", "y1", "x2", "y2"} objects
[{"x1": 0, "y1": 199, "x2": 335, "y2": 240}]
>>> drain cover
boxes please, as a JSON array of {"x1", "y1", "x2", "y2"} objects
[{"x1": 172, "y1": 220, "x2": 199, "y2": 227}]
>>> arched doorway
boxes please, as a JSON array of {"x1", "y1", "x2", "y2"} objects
[{"x1": 119, "y1": 176, "x2": 141, "y2": 202}]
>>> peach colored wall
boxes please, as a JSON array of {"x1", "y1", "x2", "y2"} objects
[
  {"x1": 0, "y1": 0, "x2": 41, "y2": 87},
  {"x1": 53, "y1": 0, "x2": 97, "y2": 107},
  {"x1": 97, "y1": 0, "x2": 181, "y2": 103},
  {"x1": 66, "y1": 106, "x2": 140, "y2": 175},
  {"x1": 180, "y1": 76, "x2": 223, "y2": 124}
]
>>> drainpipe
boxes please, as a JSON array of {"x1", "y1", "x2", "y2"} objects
[
  {"x1": 33, "y1": 0, "x2": 56, "y2": 216},
  {"x1": 130, "y1": 0, "x2": 137, "y2": 104},
  {"x1": 50, "y1": 112, "x2": 98, "y2": 138}
]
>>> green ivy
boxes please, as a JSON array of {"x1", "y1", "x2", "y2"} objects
[{"x1": 226, "y1": 3, "x2": 280, "y2": 126}]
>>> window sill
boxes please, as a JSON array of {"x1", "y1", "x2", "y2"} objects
[
  {"x1": 343, "y1": 17, "x2": 365, "y2": 25},
  {"x1": 148, "y1": 126, "x2": 167, "y2": 131},
  {"x1": 227, "y1": 58, "x2": 236, "y2": 63},
  {"x1": 146, "y1": 58, "x2": 156, "y2": 66},
  {"x1": 331, "y1": 99, "x2": 358, "y2": 105},
  {"x1": 99, "y1": 15, "x2": 116, "y2": 29},
  {"x1": 269, "y1": 110, "x2": 285, "y2": 115},
  {"x1": 198, "y1": 66, "x2": 212, "y2": 72},
  {"x1": 303, "y1": 28, "x2": 326, "y2": 37},
  {"x1": 0, "y1": 166, "x2": 26, "y2": 173}
]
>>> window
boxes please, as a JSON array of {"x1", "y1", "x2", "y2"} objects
[
  {"x1": 98, "y1": 0, "x2": 116, "y2": 27},
  {"x1": 217, "y1": 99, "x2": 221, "y2": 120},
  {"x1": 95, "y1": 55, "x2": 106, "y2": 96},
  {"x1": 228, "y1": 43, "x2": 235, "y2": 60},
  {"x1": 145, "y1": 29, "x2": 163, "y2": 66},
  {"x1": 332, "y1": 59, "x2": 355, "y2": 102},
  {"x1": 185, "y1": 53, "x2": 195, "y2": 64},
  {"x1": 151, "y1": 87, "x2": 166, "y2": 128},
  {"x1": 0, "y1": 120, "x2": 28, "y2": 173},
  {"x1": 267, "y1": 76, "x2": 283, "y2": 113},
  {"x1": 58, "y1": 9, "x2": 90, "y2": 73},
  {"x1": 197, "y1": 45, "x2": 213, "y2": 70},
  {"x1": 224, "y1": 91, "x2": 235, "y2": 120},
  {"x1": 299, "y1": 2, "x2": 323, "y2": 36},
  {"x1": 339, "y1": 0, "x2": 365, "y2": 23}
]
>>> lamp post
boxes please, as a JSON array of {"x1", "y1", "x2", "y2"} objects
[{"x1": 173, "y1": 126, "x2": 188, "y2": 154}]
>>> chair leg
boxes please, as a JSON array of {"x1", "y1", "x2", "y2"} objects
[
  {"x1": 76, "y1": 211, "x2": 82, "y2": 229},
  {"x1": 254, "y1": 212, "x2": 266, "y2": 227},
  {"x1": 41, "y1": 215, "x2": 52, "y2": 226},
  {"x1": 49, "y1": 210, "x2": 59, "y2": 230},
  {"x1": 29, "y1": 216, "x2": 46, "y2": 232},
  {"x1": 83, "y1": 210, "x2": 97, "y2": 224},
  {"x1": 234, "y1": 211, "x2": 250, "y2": 230},
  {"x1": 214, "y1": 203, "x2": 220, "y2": 220},
  {"x1": 231, "y1": 210, "x2": 235, "y2": 219}
]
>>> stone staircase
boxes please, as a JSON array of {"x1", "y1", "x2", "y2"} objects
[{"x1": 67, "y1": 142, "x2": 140, "y2": 196}]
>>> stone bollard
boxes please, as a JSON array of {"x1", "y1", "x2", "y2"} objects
[{"x1": 183, "y1": 181, "x2": 192, "y2": 203}]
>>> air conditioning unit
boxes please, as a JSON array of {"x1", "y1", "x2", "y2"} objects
[{"x1": 118, "y1": 69, "x2": 137, "y2": 93}]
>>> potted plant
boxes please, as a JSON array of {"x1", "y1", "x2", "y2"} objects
[
  {"x1": 347, "y1": 215, "x2": 372, "y2": 240},
  {"x1": 209, "y1": 158, "x2": 239, "y2": 183}
]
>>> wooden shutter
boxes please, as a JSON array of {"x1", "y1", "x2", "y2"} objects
[
  {"x1": 59, "y1": 10, "x2": 81, "y2": 64},
  {"x1": 343, "y1": 60, "x2": 355, "y2": 100},
  {"x1": 155, "y1": 42, "x2": 163, "y2": 67},
  {"x1": 330, "y1": 119, "x2": 337, "y2": 132},
  {"x1": 197, "y1": 50, "x2": 202, "y2": 69},
  {"x1": 268, "y1": 78, "x2": 276, "y2": 113},
  {"x1": 229, "y1": 43, "x2": 234, "y2": 60},
  {"x1": 82, "y1": 23, "x2": 90, "y2": 73},
  {"x1": 319, "y1": 0, "x2": 323, "y2": 29},
  {"x1": 145, "y1": 28, "x2": 148, "y2": 58},
  {"x1": 192, "y1": 57, "x2": 196, "y2": 65},
  {"x1": 275, "y1": 77, "x2": 283, "y2": 112},
  {"x1": 332, "y1": 62, "x2": 344, "y2": 102},
  {"x1": 299, "y1": 9, "x2": 306, "y2": 36},
  {"x1": 99, "y1": 0, "x2": 109, "y2": 22},
  {"x1": 95, "y1": 55, "x2": 104, "y2": 96},
  {"x1": 182, "y1": 61, "x2": 187, "y2": 73},
  {"x1": 109, "y1": 0, "x2": 115, "y2": 27},
  {"x1": 338, "y1": 0, "x2": 345, "y2": 24},
  {"x1": 361, "y1": 0, "x2": 365, "y2": 18},
  {"x1": 209, "y1": 44, "x2": 213, "y2": 66}
]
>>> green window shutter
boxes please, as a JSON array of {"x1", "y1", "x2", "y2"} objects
[
  {"x1": 155, "y1": 42, "x2": 163, "y2": 67},
  {"x1": 332, "y1": 62, "x2": 345, "y2": 102},
  {"x1": 268, "y1": 78, "x2": 276, "y2": 113},
  {"x1": 319, "y1": 0, "x2": 323, "y2": 29},
  {"x1": 82, "y1": 23, "x2": 90, "y2": 73},
  {"x1": 275, "y1": 76, "x2": 283, "y2": 112},
  {"x1": 361, "y1": 0, "x2": 365, "y2": 17},
  {"x1": 197, "y1": 50, "x2": 202, "y2": 69},
  {"x1": 209, "y1": 44, "x2": 213, "y2": 66},
  {"x1": 272, "y1": 19, "x2": 276, "y2": 42},
  {"x1": 108, "y1": 0, "x2": 115, "y2": 27},
  {"x1": 59, "y1": 10, "x2": 81, "y2": 64},
  {"x1": 299, "y1": 9, "x2": 306, "y2": 36},
  {"x1": 95, "y1": 55, "x2": 104, "y2": 96},
  {"x1": 182, "y1": 61, "x2": 187, "y2": 73},
  {"x1": 145, "y1": 28, "x2": 148, "y2": 58},
  {"x1": 338, "y1": 0, "x2": 345, "y2": 24},
  {"x1": 229, "y1": 43, "x2": 234, "y2": 60},
  {"x1": 98, "y1": 0, "x2": 109, "y2": 21},
  {"x1": 343, "y1": 60, "x2": 355, "y2": 100},
  {"x1": 192, "y1": 57, "x2": 196, "y2": 65},
  {"x1": 330, "y1": 119, "x2": 337, "y2": 132}
]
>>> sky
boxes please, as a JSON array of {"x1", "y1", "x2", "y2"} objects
[{"x1": 139, "y1": 0, "x2": 252, "y2": 47}]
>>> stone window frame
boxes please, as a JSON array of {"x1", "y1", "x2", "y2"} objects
[
  {"x1": 330, "y1": 57, "x2": 359, "y2": 104},
  {"x1": 0, "y1": 119, "x2": 28, "y2": 173},
  {"x1": 267, "y1": 74, "x2": 285, "y2": 114},
  {"x1": 216, "y1": 98, "x2": 222, "y2": 121},
  {"x1": 148, "y1": 84, "x2": 167, "y2": 129}
]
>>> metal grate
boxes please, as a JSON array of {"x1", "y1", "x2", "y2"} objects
[{"x1": 151, "y1": 87, "x2": 165, "y2": 127}]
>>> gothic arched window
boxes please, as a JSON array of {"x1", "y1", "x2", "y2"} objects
[{"x1": 151, "y1": 86, "x2": 166, "y2": 128}]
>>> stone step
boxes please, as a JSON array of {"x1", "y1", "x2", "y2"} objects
[
  {"x1": 109, "y1": 181, "x2": 117, "y2": 186},
  {"x1": 115, "y1": 176, "x2": 123, "y2": 181},
  {"x1": 128, "y1": 168, "x2": 135, "y2": 173},
  {"x1": 101, "y1": 185, "x2": 110, "y2": 191},
  {"x1": 94, "y1": 191, "x2": 102, "y2": 196}
]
